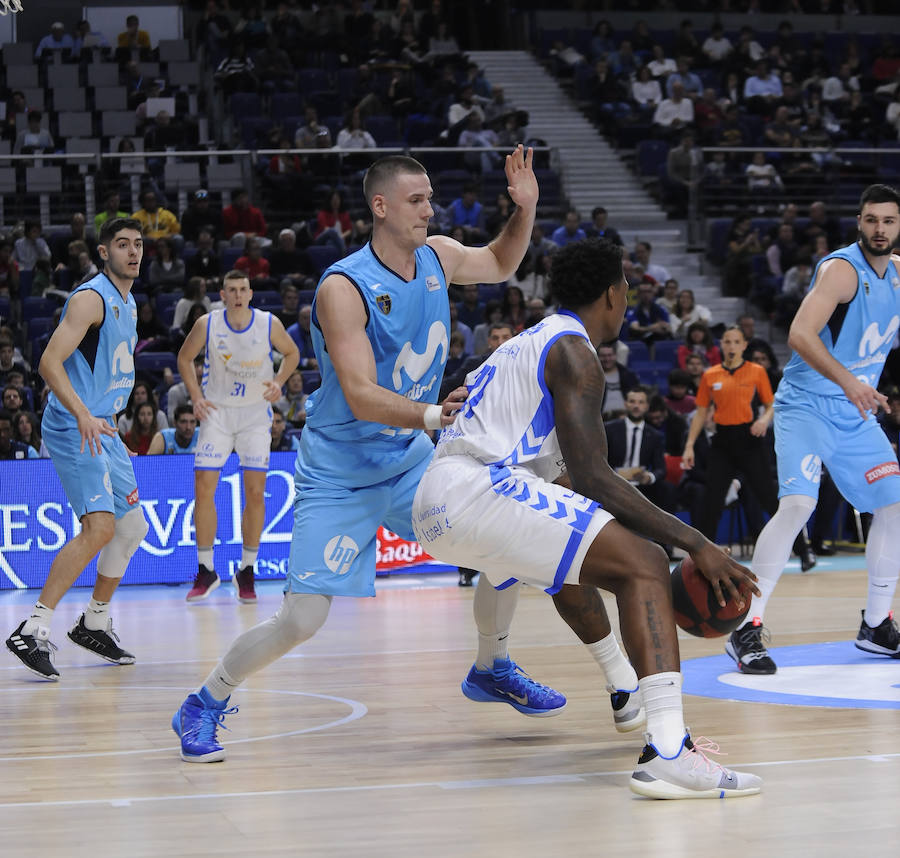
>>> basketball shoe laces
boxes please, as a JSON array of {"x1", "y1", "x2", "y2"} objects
[
  {"x1": 31, "y1": 636, "x2": 57, "y2": 663},
  {"x1": 682, "y1": 736, "x2": 729, "y2": 776},
  {"x1": 192, "y1": 704, "x2": 239, "y2": 746},
  {"x1": 494, "y1": 660, "x2": 556, "y2": 703},
  {"x1": 735, "y1": 623, "x2": 771, "y2": 659}
]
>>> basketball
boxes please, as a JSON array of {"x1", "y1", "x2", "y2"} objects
[{"x1": 670, "y1": 557, "x2": 750, "y2": 638}]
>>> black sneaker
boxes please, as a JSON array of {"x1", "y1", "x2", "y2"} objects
[
  {"x1": 6, "y1": 621, "x2": 60, "y2": 680},
  {"x1": 68, "y1": 614, "x2": 135, "y2": 664},
  {"x1": 855, "y1": 610, "x2": 900, "y2": 657},
  {"x1": 725, "y1": 619, "x2": 777, "y2": 674},
  {"x1": 458, "y1": 568, "x2": 476, "y2": 587}
]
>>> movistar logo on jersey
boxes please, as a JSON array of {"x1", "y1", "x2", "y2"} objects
[
  {"x1": 392, "y1": 321, "x2": 448, "y2": 391},
  {"x1": 858, "y1": 316, "x2": 900, "y2": 357}
]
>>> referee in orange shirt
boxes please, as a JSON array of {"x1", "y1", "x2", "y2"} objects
[{"x1": 681, "y1": 326, "x2": 812, "y2": 563}]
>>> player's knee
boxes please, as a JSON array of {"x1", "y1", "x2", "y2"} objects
[
  {"x1": 82, "y1": 513, "x2": 116, "y2": 549},
  {"x1": 117, "y1": 508, "x2": 149, "y2": 556},
  {"x1": 776, "y1": 494, "x2": 818, "y2": 529},
  {"x1": 276, "y1": 593, "x2": 332, "y2": 644}
]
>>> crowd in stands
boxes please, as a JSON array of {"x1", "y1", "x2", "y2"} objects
[{"x1": 530, "y1": 13, "x2": 900, "y2": 332}]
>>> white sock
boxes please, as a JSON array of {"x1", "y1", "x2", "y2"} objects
[
  {"x1": 83, "y1": 598, "x2": 111, "y2": 631},
  {"x1": 864, "y1": 502, "x2": 900, "y2": 627},
  {"x1": 472, "y1": 574, "x2": 520, "y2": 670},
  {"x1": 241, "y1": 545, "x2": 259, "y2": 571},
  {"x1": 747, "y1": 495, "x2": 817, "y2": 623},
  {"x1": 586, "y1": 633, "x2": 638, "y2": 692},
  {"x1": 22, "y1": 602, "x2": 54, "y2": 636},
  {"x1": 201, "y1": 662, "x2": 241, "y2": 703},
  {"x1": 641, "y1": 671, "x2": 685, "y2": 758},
  {"x1": 197, "y1": 547, "x2": 214, "y2": 570}
]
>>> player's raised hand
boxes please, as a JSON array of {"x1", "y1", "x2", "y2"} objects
[{"x1": 505, "y1": 144, "x2": 538, "y2": 211}]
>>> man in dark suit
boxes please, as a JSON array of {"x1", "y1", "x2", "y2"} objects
[
  {"x1": 605, "y1": 386, "x2": 672, "y2": 512},
  {"x1": 597, "y1": 343, "x2": 639, "y2": 419}
]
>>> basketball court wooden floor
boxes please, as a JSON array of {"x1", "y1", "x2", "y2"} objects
[{"x1": 0, "y1": 556, "x2": 897, "y2": 858}]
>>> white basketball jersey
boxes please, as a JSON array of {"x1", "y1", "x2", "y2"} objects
[
  {"x1": 434, "y1": 312, "x2": 590, "y2": 482},
  {"x1": 203, "y1": 308, "x2": 275, "y2": 407}
]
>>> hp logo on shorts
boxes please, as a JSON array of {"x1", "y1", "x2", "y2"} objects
[
  {"x1": 800, "y1": 454, "x2": 822, "y2": 484},
  {"x1": 324, "y1": 535, "x2": 359, "y2": 575}
]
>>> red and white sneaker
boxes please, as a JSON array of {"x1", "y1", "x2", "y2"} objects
[
  {"x1": 186, "y1": 564, "x2": 220, "y2": 602},
  {"x1": 234, "y1": 566, "x2": 257, "y2": 603}
]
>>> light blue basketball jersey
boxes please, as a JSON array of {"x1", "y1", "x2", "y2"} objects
[
  {"x1": 159, "y1": 427, "x2": 199, "y2": 454},
  {"x1": 779, "y1": 242, "x2": 900, "y2": 401},
  {"x1": 45, "y1": 272, "x2": 138, "y2": 425},
  {"x1": 301, "y1": 242, "x2": 449, "y2": 483}
]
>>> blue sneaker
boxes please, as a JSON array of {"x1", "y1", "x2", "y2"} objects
[
  {"x1": 461, "y1": 657, "x2": 567, "y2": 717},
  {"x1": 171, "y1": 692, "x2": 238, "y2": 763}
]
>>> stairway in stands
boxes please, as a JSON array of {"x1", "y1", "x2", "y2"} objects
[{"x1": 467, "y1": 50, "x2": 747, "y2": 329}]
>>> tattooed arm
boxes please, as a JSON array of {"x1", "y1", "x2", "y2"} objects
[{"x1": 546, "y1": 334, "x2": 757, "y2": 603}]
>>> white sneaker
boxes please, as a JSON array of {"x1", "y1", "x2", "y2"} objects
[
  {"x1": 629, "y1": 734, "x2": 762, "y2": 799},
  {"x1": 608, "y1": 685, "x2": 646, "y2": 733}
]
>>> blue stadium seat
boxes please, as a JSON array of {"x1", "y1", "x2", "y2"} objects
[
  {"x1": 252, "y1": 290, "x2": 281, "y2": 311},
  {"x1": 22, "y1": 296, "x2": 57, "y2": 322},
  {"x1": 297, "y1": 68, "x2": 330, "y2": 94},
  {"x1": 0, "y1": 295, "x2": 8, "y2": 320},
  {"x1": 221, "y1": 247, "x2": 243, "y2": 270},
  {"x1": 652, "y1": 340, "x2": 681, "y2": 368},
  {"x1": 271, "y1": 92, "x2": 303, "y2": 119},
  {"x1": 229, "y1": 92, "x2": 262, "y2": 117},
  {"x1": 135, "y1": 351, "x2": 178, "y2": 374},
  {"x1": 623, "y1": 340, "x2": 650, "y2": 364},
  {"x1": 301, "y1": 370, "x2": 321, "y2": 394},
  {"x1": 307, "y1": 245, "x2": 341, "y2": 276},
  {"x1": 155, "y1": 293, "x2": 180, "y2": 326},
  {"x1": 636, "y1": 140, "x2": 669, "y2": 179}
]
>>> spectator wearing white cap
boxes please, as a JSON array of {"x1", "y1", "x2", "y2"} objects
[{"x1": 35, "y1": 23, "x2": 74, "y2": 60}]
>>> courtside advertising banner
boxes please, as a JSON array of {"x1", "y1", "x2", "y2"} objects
[{"x1": 0, "y1": 452, "x2": 445, "y2": 589}]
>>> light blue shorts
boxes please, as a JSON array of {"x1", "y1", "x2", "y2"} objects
[
  {"x1": 286, "y1": 429, "x2": 433, "y2": 597},
  {"x1": 775, "y1": 387, "x2": 900, "y2": 513},
  {"x1": 42, "y1": 409, "x2": 140, "y2": 519}
]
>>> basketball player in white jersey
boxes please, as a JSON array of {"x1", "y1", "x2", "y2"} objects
[
  {"x1": 413, "y1": 239, "x2": 763, "y2": 799},
  {"x1": 177, "y1": 270, "x2": 300, "y2": 603}
]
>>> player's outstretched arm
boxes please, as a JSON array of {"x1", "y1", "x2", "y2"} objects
[
  {"x1": 429, "y1": 144, "x2": 537, "y2": 286},
  {"x1": 547, "y1": 334, "x2": 756, "y2": 605},
  {"x1": 39, "y1": 289, "x2": 117, "y2": 456},
  {"x1": 789, "y1": 257, "x2": 887, "y2": 418},
  {"x1": 317, "y1": 275, "x2": 457, "y2": 430}
]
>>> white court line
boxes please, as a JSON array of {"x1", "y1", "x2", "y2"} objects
[
  {"x1": 0, "y1": 686, "x2": 367, "y2": 762},
  {"x1": 0, "y1": 750, "x2": 896, "y2": 810}
]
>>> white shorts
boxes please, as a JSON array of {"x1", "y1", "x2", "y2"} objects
[
  {"x1": 412, "y1": 455, "x2": 613, "y2": 594},
  {"x1": 195, "y1": 400, "x2": 273, "y2": 471}
]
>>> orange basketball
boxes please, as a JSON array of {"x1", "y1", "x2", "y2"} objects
[{"x1": 670, "y1": 556, "x2": 750, "y2": 638}]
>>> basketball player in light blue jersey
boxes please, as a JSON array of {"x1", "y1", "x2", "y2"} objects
[
  {"x1": 6, "y1": 219, "x2": 150, "y2": 680},
  {"x1": 147, "y1": 403, "x2": 199, "y2": 454},
  {"x1": 174, "y1": 147, "x2": 636, "y2": 763},
  {"x1": 727, "y1": 184, "x2": 900, "y2": 675}
]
